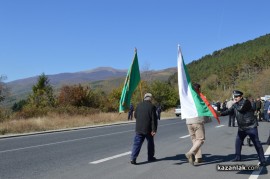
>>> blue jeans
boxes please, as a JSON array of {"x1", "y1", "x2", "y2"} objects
[
  {"x1": 130, "y1": 133, "x2": 155, "y2": 161},
  {"x1": 264, "y1": 110, "x2": 269, "y2": 121},
  {"x1": 235, "y1": 127, "x2": 265, "y2": 163}
]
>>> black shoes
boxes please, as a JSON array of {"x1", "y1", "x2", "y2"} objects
[
  {"x1": 131, "y1": 157, "x2": 157, "y2": 164},
  {"x1": 130, "y1": 160, "x2": 137, "y2": 165},
  {"x1": 148, "y1": 157, "x2": 157, "y2": 162}
]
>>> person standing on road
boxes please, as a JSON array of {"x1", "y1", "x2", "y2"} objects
[
  {"x1": 185, "y1": 83, "x2": 207, "y2": 166},
  {"x1": 219, "y1": 90, "x2": 267, "y2": 167},
  {"x1": 156, "y1": 104, "x2": 162, "y2": 120},
  {"x1": 128, "y1": 104, "x2": 134, "y2": 121},
  {"x1": 130, "y1": 93, "x2": 158, "y2": 165},
  {"x1": 263, "y1": 98, "x2": 270, "y2": 122},
  {"x1": 255, "y1": 97, "x2": 262, "y2": 121},
  {"x1": 216, "y1": 101, "x2": 221, "y2": 112}
]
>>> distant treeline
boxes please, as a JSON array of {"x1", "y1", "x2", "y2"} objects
[
  {"x1": 169, "y1": 33, "x2": 270, "y2": 101},
  {"x1": 1, "y1": 33, "x2": 270, "y2": 120},
  {"x1": 0, "y1": 73, "x2": 179, "y2": 120}
]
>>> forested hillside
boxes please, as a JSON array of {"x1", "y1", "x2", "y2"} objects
[
  {"x1": 1, "y1": 33, "x2": 270, "y2": 122},
  {"x1": 170, "y1": 33, "x2": 270, "y2": 101}
]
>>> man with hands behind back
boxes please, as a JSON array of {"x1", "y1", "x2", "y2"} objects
[{"x1": 130, "y1": 93, "x2": 158, "y2": 165}]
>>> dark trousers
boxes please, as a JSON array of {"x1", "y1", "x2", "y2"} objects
[
  {"x1": 131, "y1": 133, "x2": 155, "y2": 161},
  {"x1": 228, "y1": 113, "x2": 236, "y2": 126},
  {"x1": 128, "y1": 112, "x2": 133, "y2": 120},
  {"x1": 235, "y1": 127, "x2": 266, "y2": 163}
]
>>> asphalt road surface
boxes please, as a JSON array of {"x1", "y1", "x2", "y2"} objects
[{"x1": 0, "y1": 116, "x2": 269, "y2": 179}]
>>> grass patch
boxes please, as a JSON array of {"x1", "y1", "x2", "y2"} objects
[{"x1": 0, "y1": 110, "x2": 176, "y2": 136}]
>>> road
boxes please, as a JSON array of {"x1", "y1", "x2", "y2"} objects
[{"x1": 0, "y1": 117, "x2": 269, "y2": 179}]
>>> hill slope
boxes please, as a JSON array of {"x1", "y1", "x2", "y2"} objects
[
  {"x1": 4, "y1": 67, "x2": 177, "y2": 105},
  {"x1": 4, "y1": 33, "x2": 270, "y2": 106}
]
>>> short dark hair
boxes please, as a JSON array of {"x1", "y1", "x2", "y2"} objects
[{"x1": 193, "y1": 83, "x2": 201, "y2": 90}]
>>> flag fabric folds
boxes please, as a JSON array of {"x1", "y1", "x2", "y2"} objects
[
  {"x1": 119, "y1": 50, "x2": 141, "y2": 113},
  {"x1": 177, "y1": 45, "x2": 220, "y2": 123}
]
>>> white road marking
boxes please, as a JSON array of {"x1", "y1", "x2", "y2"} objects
[
  {"x1": 215, "y1": 125, "x2": 225, "y2": 128},
  {"x1": 90, "y1": 151, "x2": 131, "y2": 164},
  {"x1": 0, "y1": 121, "x2": 183, "y2": 154},
  {"x1": 248, "y1": 146, "x2": 270, "y2": 179},
  {"x1": 180, "y1": 135, "x2": 190, "y2": 139},
  {"x1": 0, "y1": 130, "x2": 133, "y2": 154}
]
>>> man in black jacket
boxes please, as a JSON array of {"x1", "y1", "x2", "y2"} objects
[
  {"x1": 130, "y1": 93, "x2": 158, "y2": 165},
  {"x1": 220, "y1": 90, "x2": 267, "y2": 167}
]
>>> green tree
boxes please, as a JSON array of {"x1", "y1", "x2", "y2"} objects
[
  {"x1": 132, "y1": 80, "x2": 150, "y2": 105},
  {"x1": 91, "y1": 89, "x2": 107, "y2": 110},
  {"x1": 28, "y1": 73, "x2": 55, "y2": 108},
  {"x1": 12, "y1": 99, "x2": 27, "y2": 112},
  {"x1": 107, "y1": 86, "x2": 123, "y2": 112},
  {"x1": 149, "y1": 80, "x2": 178, "y2": 110}
]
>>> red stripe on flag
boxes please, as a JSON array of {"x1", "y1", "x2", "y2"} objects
[{"x1": 197, "y1": 90, "x2": 220, "y2": 124}]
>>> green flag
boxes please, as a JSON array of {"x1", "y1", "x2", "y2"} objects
[{"x1": 119, "y1": 50, "x2": 141, "y2": 113}]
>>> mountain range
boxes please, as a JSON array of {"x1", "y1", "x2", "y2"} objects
[
  {"x1": 5, "y1": 67, "x2": 177, "y2": 105},
  {"x1": 6, "y1": 33, "x2": 270, "y2": 107}
]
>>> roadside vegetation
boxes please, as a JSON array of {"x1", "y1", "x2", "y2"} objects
[
  {"x1": 1, "y1": 33, "x2": 270, "y2": 135},
  {"x1": 0, "y1": 110, "x2": 176, "y2": 135},
  {"x1": 0, "y1": 73, "x2": 178, "y2": 135}
]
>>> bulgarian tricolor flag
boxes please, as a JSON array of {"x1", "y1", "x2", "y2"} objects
[{"x1": 177, "y1": 45, "x2": 220, "y2": 123}]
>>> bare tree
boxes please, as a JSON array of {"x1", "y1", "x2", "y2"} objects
[{"x1": 141, "y1": 62, "x2": 153, "y2": 81}]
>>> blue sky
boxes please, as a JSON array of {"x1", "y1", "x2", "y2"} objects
[{"x1": 1, "y1": 0, "x2": 270, "y2": 82}]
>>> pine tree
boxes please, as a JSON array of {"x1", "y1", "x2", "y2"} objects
[{"x1": 28, "y1": 73, "x2": 55, "y2": 108}]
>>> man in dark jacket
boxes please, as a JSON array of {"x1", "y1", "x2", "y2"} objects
[
  {"x1": 220, "y1": 90, "x2": 267, "y2": 167},
  {"x1": 255, "y1": 97, "x2": 262, "y2": 121},
  {"x1": 130, "y1": 93, "x2": 158, "y2": 165}
]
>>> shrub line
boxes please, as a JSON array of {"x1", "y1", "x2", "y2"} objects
[{"x1": 0, "y1": 120, "x2": 136, "y2": 139}]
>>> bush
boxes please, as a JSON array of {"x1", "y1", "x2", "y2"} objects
[
  {"x1": 15, "y1": 106, "x2": 50, "y2": 119},
  {"x1": 14, "y1": 105, "x2": 101, "y2": 119},
  {"x1": 12, "y1": 99, "x2": 27, "y2": 112},
  {"x1": 52, "y1": 106, "x2": 100, "y2": 116},
  {"x1": 0, "y1": 108, "x2": 11, "y2": 122}
]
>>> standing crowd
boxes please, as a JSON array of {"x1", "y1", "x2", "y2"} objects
[{"x1": 128, "y1": 87, "x2": 269, "y2": 168}]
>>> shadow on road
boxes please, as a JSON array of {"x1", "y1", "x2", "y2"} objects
[{"x1": 135, "y1": 152, "x2": 269, "y2": 175}]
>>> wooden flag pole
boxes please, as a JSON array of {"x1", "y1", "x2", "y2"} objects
[
  {"x1": 135, "y1": 47, "x2": 143, "y2": 102},
  {"x1": 139, "y1": 81, "x2": 143, "y2": 102}
]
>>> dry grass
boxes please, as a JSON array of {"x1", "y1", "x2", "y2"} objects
[{"x1": 0, "y1": 110, "x2": 176, "y2": 136}]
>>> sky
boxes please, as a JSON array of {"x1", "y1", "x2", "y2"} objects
[{"x1": 1, "y1": 0, "x2": 270, "y2": 82}]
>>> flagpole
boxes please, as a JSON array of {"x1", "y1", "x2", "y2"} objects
[
  {"x1": 135, "y1": 47, "x2": 143, "y2": 102},
  {"x1": 139, "y1": 81, "x2": 143, "y2": 101}
]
